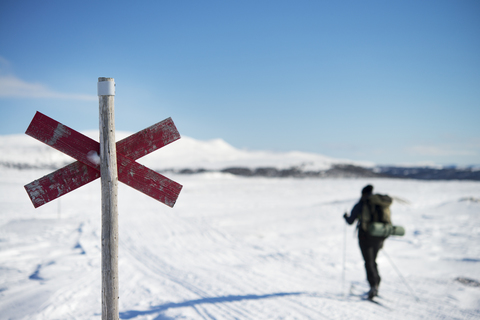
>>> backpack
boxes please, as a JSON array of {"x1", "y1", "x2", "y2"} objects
[{"x1": 360, "y1": 194, "x2": 393, "y2": 235}]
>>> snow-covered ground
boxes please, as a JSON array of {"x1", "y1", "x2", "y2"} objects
[{"x1": 1, "y1": 165, "x2": 479, "y2": 319}]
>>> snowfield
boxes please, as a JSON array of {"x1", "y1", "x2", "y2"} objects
[
  {"x1": 0, "y1": 132, "x2": 479, "y2": 319},
  {"x1": 1, "y1": 166, "x2": 479, "y2": 319}
]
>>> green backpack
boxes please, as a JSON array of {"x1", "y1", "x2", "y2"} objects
[{"x1": 361, "y1": 194, "x2": 405, "y2": 237}]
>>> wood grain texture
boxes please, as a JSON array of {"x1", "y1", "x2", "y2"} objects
[
  {"x1": 117, "y1": 153, "x2": 182, "y2": 207},
  {"x1": 24, "y1": 111, "x2": 182, "y2": 208},
  {"x1": 25, "y1": 111, "x2": 100, "y2": 169},
  {"x1": 99, "y1": 90, "x2": 119, "y2": 320},
  {"x1": 24, "y1": 161, "x2": 100, "y2": 208},
  {"x1": 116, "y1": 117, "x2": 180, "y2": 160}
]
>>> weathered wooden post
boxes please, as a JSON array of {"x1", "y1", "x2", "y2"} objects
[
  {"x1": 24, "y1": 78, "x2": 182, "y2": 319},
  {"x1": 98, "y1": 77, "x2": 119, "y2": 320}
]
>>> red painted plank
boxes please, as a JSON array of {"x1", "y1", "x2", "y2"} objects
[
  {"x1": 25, "y1": 112, "x2": 101, "y2": 169},
  {"x1": 26, "y1": 112, "x2": 180, "y2": 161},
  {"x1": 116, "y1": 117, "x2": 180, "y2": 160},
  {"x1": 25, "y1": 162, "x2": 100, "y2": 208},
  {"x1": 117, "y1": 153, "x2": 182, "y2": 207},
  {"x1": 26, "y1": 154, "x2": 181, "y2": 208},
  {"x1": 24, "y1": 112, "x2": 182, "y2": 208}
]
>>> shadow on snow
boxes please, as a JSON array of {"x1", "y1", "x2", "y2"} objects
[{"x1": 120, "y1": 292, "x2": 305, "y2": 319}]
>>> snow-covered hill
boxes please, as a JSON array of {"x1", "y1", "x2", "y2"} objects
[
  {"x1": 1, "y1": 133, "x2": 479, "y2": 180},
  {"x1": 0, "y1": 131, "x2": 372, "y2": 172}
]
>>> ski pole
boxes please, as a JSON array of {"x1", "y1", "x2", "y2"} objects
[
  {"x1": 342, "y1": 217, "x2": 347, "y2": 297},
  {"x1": 342, "y1": 210, "x2": 349, "y2": 297},
  {"x1": 382, "y1": 249, "x2": 420, "y2": 302}
]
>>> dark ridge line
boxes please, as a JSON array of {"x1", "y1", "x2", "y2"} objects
[{"x1": 2, "y1": 162, "x2": 479, "y2": 181}]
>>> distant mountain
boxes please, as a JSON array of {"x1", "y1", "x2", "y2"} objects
[
  {"x1": 0, "y1": 131, "x2": 372, "y2": 171},
  {"x1": 1, "y1": 132, "x2": 478, "y2": 180}
]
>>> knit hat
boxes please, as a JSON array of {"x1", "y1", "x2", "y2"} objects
[{"x1": 362, "y1": 185, "x2": 373, "y2": 195}]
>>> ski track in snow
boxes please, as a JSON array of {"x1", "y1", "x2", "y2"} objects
[{"x1": 1, "y1": 167, "x2": 480, "y2": 319}]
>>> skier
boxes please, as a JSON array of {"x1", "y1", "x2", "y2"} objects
[{"x1": 343, "y1": 184, "x2": 388, "y2": 300}]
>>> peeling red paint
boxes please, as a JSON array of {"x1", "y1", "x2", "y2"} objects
[{"x1": 24, "y1": 112, "x2": 182, "y2": 208}]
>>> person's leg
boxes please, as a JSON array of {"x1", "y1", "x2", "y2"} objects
[
  {"x1": 359, "y1": 238, "x2": 376, "y2": 289},
  {"x1": 371, "y1": 238, "x2": 385, "y2": 290},
  {"x1": 360, "y1": 237, "x2": 384, "y2": 298}
]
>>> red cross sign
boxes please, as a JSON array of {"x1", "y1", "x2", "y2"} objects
[{"x1": 24, "y1": 111, "x2": 182, "y2": 208}]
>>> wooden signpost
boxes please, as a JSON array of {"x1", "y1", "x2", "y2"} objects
[
  {"x1": 24, "y1": 78, "x2": 183, "y2": 320},
  {"x1": 99, "y1": 77, "x2": 119, "y2": 319}
]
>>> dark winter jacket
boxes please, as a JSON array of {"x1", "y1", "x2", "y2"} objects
[
  {"x1": 345, "y1": 200, "x2": 363, "y2": 226},
  {"x1": 345, "y1": 199, "x2": 388, "y2": 240},
  {"x1": 344, "y1": 200, "x2": 371, "y2": 239}
]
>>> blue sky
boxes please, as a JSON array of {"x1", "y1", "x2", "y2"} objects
[{"x1": 0, "y1": 0, "x2": 479, "y2": 166}]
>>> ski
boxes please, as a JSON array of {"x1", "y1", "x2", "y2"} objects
[
  {"x1": 365, "y1": 297, "x2": 393, "y2": 310},
  {"x1": 349, "y1": 283, "x2": 393, "y2": 311}
]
